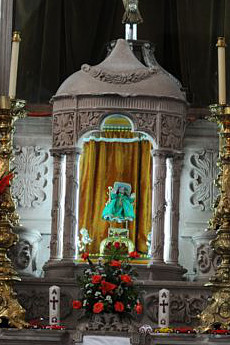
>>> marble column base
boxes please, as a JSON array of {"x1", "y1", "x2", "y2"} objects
[
  {"x1": 43, "y1": 259, "x2": 78, "y2": 279},
  {"x1": 146, "y1": 263, "x2": 187, "y2": 281}
]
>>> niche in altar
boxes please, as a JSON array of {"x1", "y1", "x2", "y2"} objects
[{"x1": 44, "y1": 38, "x2": 187, "y2": 281}]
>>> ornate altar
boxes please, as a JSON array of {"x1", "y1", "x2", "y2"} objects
[{"x1": 44, "y1": 38, "x2": 187, "y2": 281}]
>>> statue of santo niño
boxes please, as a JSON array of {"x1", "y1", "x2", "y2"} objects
[{"x1": 102, "y1": 182, "x2": 135, "y2": 223}]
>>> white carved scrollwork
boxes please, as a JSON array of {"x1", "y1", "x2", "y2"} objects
[
  {"x1": 190, "y1": 150, "x2": 218, "y2": 211},
  {"x1": 12, "y1": 146, "x2": 49, "y2": 208},
  {"x1": 160, "y1": 114, "x2": 182, "y2": 149},
  {"x1": 53, "y1": 112, "x2": 75, "y2": 148},
  {"x1": 197, "y1": 244, "x2": 220, "y2": 274}
]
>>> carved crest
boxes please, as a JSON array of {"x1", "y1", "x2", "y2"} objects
[
  {"x1": 53, "y1": 113, "x2": 75, "y2": 148},
  {"x1": 160, "y1": 114, "x2": 182, "y2": 149},
  {"x1": 81, "y1": 64, "x2": 155, "y2": 84}
]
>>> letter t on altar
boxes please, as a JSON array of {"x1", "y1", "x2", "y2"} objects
[
  {"x1": 49, "y1": 285, "x2": 60, "y2": 325},
  {"x1": 158, "y1": 288, "x2": 170, "y2": 328}
]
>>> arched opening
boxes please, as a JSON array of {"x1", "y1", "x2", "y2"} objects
[{"x1": 77, "y1": 113, "x2": 153, "y2": 255}]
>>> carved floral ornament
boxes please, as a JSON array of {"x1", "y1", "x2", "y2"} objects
[
  {"x1": 160, "y1": 114, "x2": 182, "y2": 149},
  {"x1": 189, "y1": 150, "x2": 218, "y2": 211},
  {"x1": 53, "y1": 112, "x2": 75, "y2": 148},
  {"x1": 11, "y1": 146, "x2": 49, "y2": 208},
  {"x1": 145, "y1": 292, "x2": 209, "y2": 324},
  {"x1": 81, "y1": 64, "x2": 156, "y2": 84}
]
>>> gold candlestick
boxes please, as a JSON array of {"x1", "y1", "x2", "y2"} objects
[
  {"x1": 198, "y1": 104, "x2": 230, "y2": 331},
  {"x1": 0, "y1": 95, "x2": 27, "y2": 328}
]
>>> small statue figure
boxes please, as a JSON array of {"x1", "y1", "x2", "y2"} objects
[
  {"x1": 102, "y1": 182, "x2": 135, "y2": 223},
  {"x1": 122, "y1": 0, "x2": 143, "y2": 24},
  {"x1": 77, "y1": 228, "x2": 92, "y2": 252},
  {"x1": 146, "y1": 232, "x2": 152, "y2": 257}
]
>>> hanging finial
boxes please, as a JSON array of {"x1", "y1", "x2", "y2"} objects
[{"x1": 122, "y1": 0, "x2": 143, "y2": 40}]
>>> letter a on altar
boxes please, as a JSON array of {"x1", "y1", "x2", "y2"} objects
[
  {"x1": 49, "y1": 285, "x2": 60, "y2": 325},
  {"x1": 158, "y1": 288, "x2": 170, "y2": 328}
]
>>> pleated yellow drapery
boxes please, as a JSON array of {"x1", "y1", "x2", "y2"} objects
[{"x1": 79, "y1": 131, "x2": 152, "y2": 253}]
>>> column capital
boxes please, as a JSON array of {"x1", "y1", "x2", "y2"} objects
[
  {"x1": 172, "y1": 151, "x2": 184, "y2": 161},
  {"x1": 151, "y1": 149, "x2": 170, "y2": 158},
  {"x1": 50, "y1": 147, "x2": 82, "y2": 156}
]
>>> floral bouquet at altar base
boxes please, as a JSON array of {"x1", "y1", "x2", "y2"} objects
[{"x1": 73, "y1": 242, "x2": 143, "y2": 316}]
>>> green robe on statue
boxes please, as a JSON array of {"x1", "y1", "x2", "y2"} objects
[{"x1": 102, "y1": 191, "x2": 135, "y2": 223}]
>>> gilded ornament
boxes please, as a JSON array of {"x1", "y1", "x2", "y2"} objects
[
  {"x1": 0, "y1": 95, "x2": 27, "y2": 327},
  {"x1": 198, "y1": 104, "x2": 230, "y2": 331}
]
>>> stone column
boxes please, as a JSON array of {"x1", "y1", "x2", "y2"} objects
[
  {"x1": 50, "y1": 152, "x2": 65, "y2": 261},
  {"x1": 150, "y1": 150, "x2": 167, "y2": 263},
  {"x1": 165, "y1": 154, "x2": 183, "y2": 265},
  {"x1": 0, "y1": 0, "x2": 13, "y2": 95},
  {"x1": 62, "y1": 148, "x2": 80, "y2": 261}
]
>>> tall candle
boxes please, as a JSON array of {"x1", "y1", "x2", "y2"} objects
[
  {"x1": 9, "y1": 31, "x2": 21, "y2": 99},
  {"x1": 216, "y1": 37, "x2": 227, "y2": 105}
]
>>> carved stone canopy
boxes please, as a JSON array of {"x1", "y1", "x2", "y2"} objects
[
  {"x1": 56, "y1": 39, "x2": 186, "y2": 101},
  {"x1": 52, "y1": 39, "x2": 187, "y2": 152}
]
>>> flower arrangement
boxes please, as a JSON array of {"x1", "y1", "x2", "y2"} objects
[{"x1": 73, "y1": 242, "x2": 143, "y2": 316}]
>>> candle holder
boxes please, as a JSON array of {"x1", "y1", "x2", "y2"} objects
[
  {"x1": 0, "y1": 95, "x2": 27, "y2": 328},
  {"x1": 198, "y1": 104, "x2": 230, "y2": 331}
]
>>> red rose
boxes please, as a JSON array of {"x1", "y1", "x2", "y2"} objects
[
  {"x1": 129, "y1": 251, "x2": 140, "y2": 258},
  {"x1": 110, "y1": 260, "x2": 121, "y2": 268},
  {"x1": 92, "y1": 275, "x2": 102, "y2": 284},
  {"x1": 93, "y1": 302, "x2": 104, "y2": 313},
  {"x1": 135, "y1": 303, "x2": 143, "y2": 314},
  {"x1": 101, "y1": 280, "x2": 117, "y2": 295},
  {"x1": 120, "y1": 274, "x2": 132, "y2": 284},
  {"x1": 114, "y1": 301, "x2": 124, "y2": 312},
  {"x1": 73, "y1": 300, "x2": 82, "y2": 309},
  {"x1": 114, "y1": 241, "x2": 120, "y2": 249},
  {"x1": 81, "y1": 252, "x2": 89, "y2": 260}
]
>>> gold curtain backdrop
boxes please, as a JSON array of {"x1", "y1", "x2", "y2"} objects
[{"x1": 79, "y1": 131, "x2": 152, "y2": 253}]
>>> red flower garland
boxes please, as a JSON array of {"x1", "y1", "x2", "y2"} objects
[{"x1": 0, "y1": 172, "x2": 13, "y2": 194}]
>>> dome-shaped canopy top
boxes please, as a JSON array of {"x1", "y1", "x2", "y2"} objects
[{"x1": 56, "y1": 39, "x2": 185, "y2": 101}]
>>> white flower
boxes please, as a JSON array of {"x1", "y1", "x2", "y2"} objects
[
  {"x1": 87, "y1": 290, "x2": 92, "y2": 294},
  {"x1": 83, "y1": 300, "x2": 87, "y2": 306},
  {"x1": 95, "y1": 291, "x2": 102, "y2": 297},
  {"x1": 85, "y1": 269, "x2": 92, "y2": 275},
  {"x1": 105, "y1": 295, "x2": 112, "y2": 303}
]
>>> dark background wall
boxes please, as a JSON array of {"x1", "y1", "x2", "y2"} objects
[{"x1": 14, "y1": 0, "x2": 230, "y2": 107}]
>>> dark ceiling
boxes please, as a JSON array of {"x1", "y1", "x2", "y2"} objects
[{"x1": 14, "y1": 0, "x2": 230, "y2": 107}]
